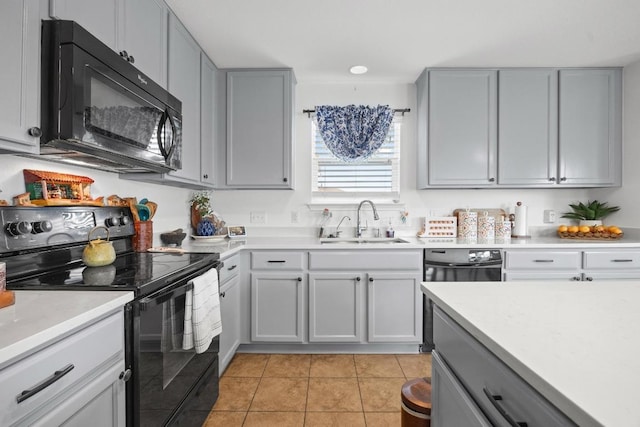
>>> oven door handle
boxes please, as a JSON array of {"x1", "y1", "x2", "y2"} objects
[{"x1": 139, "y1": 281, "x2": 193, "y2": 311}]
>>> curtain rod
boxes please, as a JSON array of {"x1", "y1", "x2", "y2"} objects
[{"x1": 302, "y1": 108, "x2": 410, "y2": 118}]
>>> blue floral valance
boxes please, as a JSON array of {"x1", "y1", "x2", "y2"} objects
[{"x1": 315, "y1": 105, "x2": 394, "y2": 162}]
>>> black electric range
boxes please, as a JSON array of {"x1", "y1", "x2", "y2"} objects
[{"x1": 1, "y1": 206, "x2": 221, "y2": 426}]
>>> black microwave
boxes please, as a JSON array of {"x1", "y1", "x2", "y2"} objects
[{"x1": 38, "y1": 20, "x2": 182, "y2": 174}]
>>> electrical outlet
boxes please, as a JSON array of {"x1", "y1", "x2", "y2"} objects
[
  {"x1": 543, "y1": 210, "x2": 556, "y2": 223},
  {"x1": 291, "y1": 211, "x2": 299, "y2": 223},
  {"x1": 250, "y1": 211, "x2": 266, "y2": 224}
]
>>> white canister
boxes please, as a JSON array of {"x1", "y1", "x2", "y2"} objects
[
  {"x1": 457, "y1": 210, "x2": 478, "y2": 238},
  {"x1": 477, "y1": 212, "x2": 495, "y2": 239},
  {"x1": 495, "y1": 220, "x2": 512, "y2": 238}
]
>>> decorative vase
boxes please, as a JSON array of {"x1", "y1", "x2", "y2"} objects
[
  {"x1": 579, "y1": 220, "x2": 603, "y2": 227},
  {"x1": 197, "y1": 219, "x2": 216, "y2": 236}
]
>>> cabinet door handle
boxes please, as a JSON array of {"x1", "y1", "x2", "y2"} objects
[
  {"x1": 355, "y1": 277, "x2": 361, "y2": 282},
  {"x1": 488, "y1": 177, "x2": 495, "y2": 182},
  {"x1": 17, "y1": 364, "x2": 75, "y2": 403},
  {"x1": 268, "y1": 260, "x2": 286, "y2": 263},
  {"x1": 612, "y1": 259, "x2": 633, "y2": 263},
  {"x1": 560, "y1": 177, "x2": 567, "y2": 182},
  {"x1": 220, "y1": 291, "x2": 226, "y2": 297},
  {"x1": 585, "y1": 276, "x2": 593, "y2": 281},
  {"x1": 297, "y1": 277, "x2": 302, "y2": 282},
  {"x1": 571, "y1": 276, "x2": 581, "y2": 281},
  {"x1": 283, "y1": 177, "x2": 288, "y2": 183},
  {"x1": 369, "y1": 277, "x2": 374, "y2": 282},
  {"x1": 533, "y1": 259, "x2": 554, "y2": 263},
  {"x1": 482, "y1": 387, "x2": 528, "y2": 427},
  {"x1": 227, "y1": 265, "x2": 238, "y2": 271},
  {"x1": 548, "y1": 177, "x2": 556, "y2": 182}
]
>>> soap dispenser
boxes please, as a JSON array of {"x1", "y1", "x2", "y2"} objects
[{"x1": 386, "y1": 221, "x2": 395, "y2": 238}]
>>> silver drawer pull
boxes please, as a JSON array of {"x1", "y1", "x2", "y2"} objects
[
  {"x1": 483, "y1": 387, "x2": 528, "y2": 427},
  {"x1": 612, "y1": 259, "x2": 633, "y2": 262},
  {"x1": 17, "y1": 364, "x2": 75, "y2": 403},
  {"x1": 533, "y1": 259, "x2": 554, "y2": 263}
]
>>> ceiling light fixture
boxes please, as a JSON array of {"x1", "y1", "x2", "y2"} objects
[{"x1": 349, "y1": 65, "x2": 368, "y2": 75}]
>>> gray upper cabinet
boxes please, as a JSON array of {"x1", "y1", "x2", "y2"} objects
[
  {"x1": 418, "y1": 69, "x2": 498, "y2": 187},
  {"x1": 225, "y1": 69, "x2": 295, "y2": 189},
  {"x1": 50, "y1": 0, "x2": 168, "y2": 87},
  {"x1": 498, "y1": 69, "x2": 558, "y2": 185},
  {"x1": 417, "y1": 67, "x2": 622, "y2": 188},
  {"x1": 559, "y1": 69, "x2": 622, "y2": 186},
  {"x1": 0, "y1": 0, "x2": 41, "y2": 154},
  {"x1": 200, "y1": 54, "x2": 218, "y2": 186}
]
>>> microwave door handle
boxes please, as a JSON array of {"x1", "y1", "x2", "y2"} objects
[{"x1": 157, "y1": 109, "x2": 176, "y2": 161}]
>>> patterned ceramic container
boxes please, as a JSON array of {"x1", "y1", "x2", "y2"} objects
[
  {"x1": 478, "y1": 212, "x2": 495, "y2": 239},
  {"x1": 495, "y1": 220, "x2": 512, "y2": 238},
  {"x1": 457, "y1": 211, "x2": 478, "y2": 238}
]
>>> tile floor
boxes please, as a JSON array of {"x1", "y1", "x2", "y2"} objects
[{"x1": 203, "y1": 352, "x2": 432, "y2": 427}]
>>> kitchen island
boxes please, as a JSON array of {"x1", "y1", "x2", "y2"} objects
[{"x1": 421, "y1": 281, "x2": 640, "y2": 427}]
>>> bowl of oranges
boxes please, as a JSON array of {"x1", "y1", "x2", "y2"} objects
[{"x1": 557, "y1": 224, "x2": 623, "y2": 240}]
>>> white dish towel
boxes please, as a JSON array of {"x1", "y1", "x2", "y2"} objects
[{"x1": 182, "y1": 268, "x2": 222, "y2": 353}]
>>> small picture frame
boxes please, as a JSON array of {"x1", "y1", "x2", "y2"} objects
[{"x1": 228, "y1": 225, "x2": 247, "y2": 239}]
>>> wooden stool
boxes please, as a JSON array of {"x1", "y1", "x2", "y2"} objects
[{"x1": 401, "y1": 377, "x2": 431, "y2": 427}]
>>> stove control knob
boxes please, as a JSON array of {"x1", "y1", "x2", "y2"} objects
[
  {"x1": 6, "y1": 221, "x2": 33, "y2": 236},
  {"x1": 32, "y1": 220, "x2": 53, "y2": 233},
  {"x1": 105, "y1": 216, "x2": 120, "y2": 227},
  {"x1": 120, "y1": 216, "x2": 130, "y2": 225}
]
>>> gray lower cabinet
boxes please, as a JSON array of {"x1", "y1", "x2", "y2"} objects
[
  {"x1": 367, "y1": 272, "x2": 422, "y2": 343},
  {"x1": 308, "y1": 273, "x2": 364, "y2": 342},
  {"x1": 431, "y1": 351, "x2": 492, "y2": 427},
  {"x1": 223, "y1": 69, "x2": 295, "y2": 189},
  {"x1": 0, "y1": 0, "x2": 42, "y2": 154},
  {"x1": 308, "y1": 250, "x2": 423, "y2": 344},
  {"x1": 0, "y1": 311, "x2": 126, "y2": 426},
  {"x1": 219, "y1": 274, "x2": 241, "y2": 374},
  {"x1": 433, "y1": 306, "x2": 576, "y2": 426},
  {"x1": 559, "y1": 68, "x2": 622, "y2": 186},
  {"x1": 251, "y1": 272, "x2": 305, "y2": 342}
]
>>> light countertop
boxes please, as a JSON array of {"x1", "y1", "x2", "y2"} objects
[
  {"x1": 0, "y1": 291, "x2": 133, "y2": 369},
  {"x1": 161, "y1": 229, "x2": 640, "y2": 258},
  {"x1": 421, "y1": 280, "x2": 640, "y2": 427}
]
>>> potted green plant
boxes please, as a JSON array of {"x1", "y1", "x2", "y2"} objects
[
  {"x1": 189, "y1": 191, "x2": 213, "y2": 233},
  {"x1": 561, "y1": 200, "x2": 620, "y2": 226}
]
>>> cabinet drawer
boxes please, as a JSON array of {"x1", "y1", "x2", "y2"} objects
[
  {"x1": 583, "y1": 250, "x2": 640, "y2": 269},
  {"x1": 220, "y1": 254, "x2": 241, "y2": 283},
  {"x1": 433, "y1": 307, "x2": 576, "y2": 427},
  {"x1": 0, "y1": 312, "x2": 124, "y2": 426},
  {"x1": 505, "y1": 250, "x2": 581, "y2": 270},
  {"x1": 309, "y1": 250, "x2": 422, "y2": 270},
  {"x1": 251, "y1": 251, "x2": 305, "y2": 270}
]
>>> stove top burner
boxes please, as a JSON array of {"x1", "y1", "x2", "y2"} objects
[{"x1": 7, "y1": 251, "x2": 218, "y2": 296}]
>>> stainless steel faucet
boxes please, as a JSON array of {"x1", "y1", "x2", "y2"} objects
[
  {"x1": 356, "y1": 200, "x2": 379, "y2": 237},
  {"x1": 335, "y1": 215, "x2": 350, "y2": 237}
]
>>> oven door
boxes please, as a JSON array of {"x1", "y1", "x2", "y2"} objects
[{"x1": 130, "y1": 268, "x2": 219, "y2": 427}]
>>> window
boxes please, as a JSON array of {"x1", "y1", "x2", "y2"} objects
[{"x1": 312, "y1": 118, "x2": 401, "y2": 196}]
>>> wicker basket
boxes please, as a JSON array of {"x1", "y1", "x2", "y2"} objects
[{"x1": 557, "y1": 231, "x2": 623, "y2": 240}]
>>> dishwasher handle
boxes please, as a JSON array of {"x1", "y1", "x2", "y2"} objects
[{"x1": 424, "y1": 260, "x2": 503, "y2": 268}]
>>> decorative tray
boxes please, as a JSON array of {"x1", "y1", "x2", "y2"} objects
[
  {"x1": 190, "y1": 234, "x2": 227, "y2": 241},
  {"x1": 557, "y1": 231, "x2": 623, "y2": 240}
]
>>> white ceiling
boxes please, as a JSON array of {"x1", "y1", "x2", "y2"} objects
[{"x1": 165, "y1": 0, "x2": 640, "y2": 84}]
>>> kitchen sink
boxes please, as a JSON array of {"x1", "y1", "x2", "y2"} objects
[{"x1": 319, "y1": 237, "x2": 409, "y2": 245}]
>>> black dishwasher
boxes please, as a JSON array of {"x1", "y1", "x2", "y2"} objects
[{"x1": 421, "y1": 248, "x2": 502, "y2": 352}]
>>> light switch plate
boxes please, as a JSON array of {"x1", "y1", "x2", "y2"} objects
[
  {"x1": 250, "y1": 211, "x2": 266, "y2": 224},
  {"x1": 543, "y1": 210, "x2": 556, "y2": 223}
]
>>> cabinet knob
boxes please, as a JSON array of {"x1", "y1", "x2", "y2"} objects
[
  {"x1": 28, "y1": 127, "x2": 42, "y2": 137},
  {"x1": 128, "y1": 55, "x2": 135, "y2": 64},
  {"x1": 220, "y1": 292, "x2": 226, "y2": 298},
  {"x1": 560, "y1": 177, "x2": 567, "y2": 182},
  {"x1": 571, "y1": 276, "x2": 581, "y2": 281},
  {"x1": 283, "y1": 177, "x2": 288, "y2": 183},
  {"x1": 488, "y1": 177, "x2": 495, "y2": 182},
  {"x1": 585, "y1": 276, "x2": 593, "y2": 281},
  {"x1": 119, "y1": 369, "x2": 132, "y2": 382},
  {"x1": 297, "y1": 277, "x2": 302, "y2": 282},
  {"x1": 355, "y1": 277, "x2": 361, "y2": 282},
  {"x1": 548, "y1": 177, "x2": 556, "y2": 182},
  {"x1": 369, "y1": 277, "x2": 374, "y2": 282},
  {"x1": 119, "y1": 50, "x2": 128, "y2": 58},
  {"x1": 203, "y1": 174, "x2": 209, "y2": 179}
]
